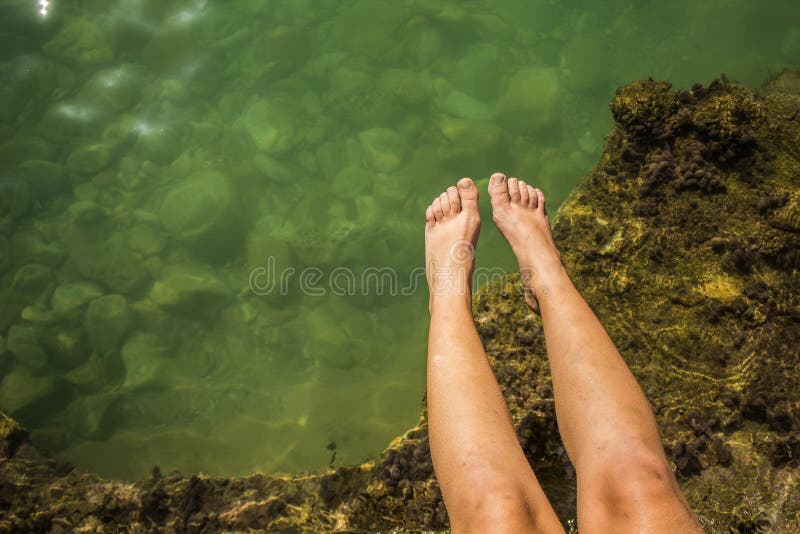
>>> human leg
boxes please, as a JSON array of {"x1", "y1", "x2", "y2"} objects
[
  {"x1": 425, "y1": 178, "x2": 564, "y2": 534},
  {"x1": 487, "y1": 172, "x2": 701, "y2": 533}
]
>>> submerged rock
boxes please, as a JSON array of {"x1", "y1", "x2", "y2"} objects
[
  {"x1": 120, "y1": 333, "x2": 172, "y2": 390},
  {"x1": 51, "y1": 281, "x2": 103, "y2": 314},
  {"x1": 159, "y1": 170, "x2": 238, "y2": 242},
  {"x1": 358, "y1": 128, "x2": 408, "y2": 173},
  {"x1": 43, "y1": 17, "x2": 113, "y2": 66},
  {"x1": 0, "y1": 368, "x2": 68, "y2": 423},
  {"x1": 149, "y1": 266, "x2": 232, "y2": 314},
  {"x1": 241, "y1": 98, "x2": 296, "y2": 154},
  {"x1": 85, "y1": 295, "x2": 133, "y2": 354},
  {"x1": 496, "y1": 66, "x2": 560, "y2": 133}
]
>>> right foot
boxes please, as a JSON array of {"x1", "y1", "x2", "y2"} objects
[{"x1": 487, "y1": 172, "x2": 566, "y2": 312}]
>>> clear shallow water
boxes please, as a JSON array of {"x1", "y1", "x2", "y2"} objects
[{"x1": 0, "y1": 0, "x2": 796, "y2": 479}]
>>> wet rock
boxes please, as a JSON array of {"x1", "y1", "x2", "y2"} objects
[
  {"x1": 37, "y1": 100, "x2": 108, "y2": 144},
  {"x1": 66, "y1": 355, "x2": 122, "y2": 393},
  {"x1": 42, "y1": 324, "x2": 90, "y2": 370},
  {"x1": 9, "y1": 232, "x2": 65, "y2": 267},
  {"x1": 440, "y1": 90, "x2": 494, "y2": 121},
  {"x1": 149, "y1": 266, "x2": 232, "y2": 314},
  {"x1": 0, "y1": 367, "x2": 70, "y2": 424},
  {"x1": 358, "y1": 128, "x2": 408, "y2": 173},
  {"x1": 6, "y1": 325, "x2": 48, "y2": 371},
  {"x1": 80, "y1": 65, "x2": 144, "y2": 112},
  {"x1": 43, "y1": 17, "x2": 113, "y2": 66},
  {"x1": 85, "y1": 295, "x2": 133, "y2": 354},
  {"x1": 20, "y1": 160, "x2": 67, "y2": 199},
  {"x1": 241, "y1": 98, "x2": 296, "y2": 154},
  {"x1": 66, "y1": 143, "x2": 113, "y2": 174},
  {"x1": 496, "y1": 66, "x2": 560, "y2": 134},
  {"x1": 67, "y1": 200, "x2": 104, "y2": 225},
  {"x1": 0, "y1": 177, "x2": 33, "y2": 220},
  {"x1": 452, "y1": 43, "x2": 500, "y2": 100},
  {"x1": 120, "y1": 332, "x2": 172, "y2": 390},
  {"x1": 436, "y1": 117, "x2": 504, "y2": 169},
  {"x1": 159, "y1": 170, "x2": 238, "y2": 242},
  {"x1": 127, "y1": 224, "x2": 167, "y2": 256},
  {"x1": 0, "y1": 136, "x2": 54, "y2": 166},
  {"x1": 64, "y1": 236, "x2": 148, "y2": 294},
  {"x1": 51, "y1": 281, "x2": 103, "y2": 314},
  {"x1": 378, "y1": 68, "x2": 433, "y2": 108},
  {"x1": 11, "y1": 264, "x2": 53, "y2": 297},
  {"x1": 133, "y1": 122, "x2": 183, "y2": 164}
]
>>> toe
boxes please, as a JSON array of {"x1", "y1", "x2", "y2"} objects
[
  {"x1": 527, "y1": 185, "x2": 537, "y2": 208},
  {"x1": 535, "y1": 189, "x2": 546, "y2": 212},
  {"x1": 518, "y1": 180, "x2": 530, "y2": 205},
  {"x1": 446, "y1": 186, "x2": 461, "y2": 214},
  {"x1": 439, "y1": 192, "x2": 451, "y2": 216},
  {"x1": 458, "y1": 177, "x2": 479, "y2": 213},
  {"x1": 508, "y1": 177, "x2": 521, "y2": 203},
  {"x1": 426, "y1": 205, "x2": 435, "y2": 224},
  {"x1": 432, "y1": 197, "x2": 444, "y2": 221},
  {"x1": 488, "y1": 172, "x2": 510, "y2": 211}
]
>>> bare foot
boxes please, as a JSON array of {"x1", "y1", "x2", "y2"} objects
[
  {"x1": 425, "y1": 178, "x2": 481, "y2": 310},
  {"x1": 487, "y1": 172, "x2": 566, "y2": 313}
]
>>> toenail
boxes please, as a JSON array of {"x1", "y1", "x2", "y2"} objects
[
  {"x1": 491, "y1": 173, "x2": 506, "y2": 184},
  {"x1": 458, "y1": 178, "x2": 470, "y2": 189}
]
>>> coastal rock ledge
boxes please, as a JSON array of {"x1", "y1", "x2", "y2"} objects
[{"x1": 2, "y1": 74, "x2": 799, "y2": 533}]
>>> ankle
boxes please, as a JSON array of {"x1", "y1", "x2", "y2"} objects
[
  {"x1": 522, "y1": 259, "x2": 569, "y2": 295},
  {"x1": 429, "y1": 291, "x2": 473, "y2": 315}
]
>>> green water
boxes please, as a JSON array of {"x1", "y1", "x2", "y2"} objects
[{"x1": 0, "y1": 0, "x2": 796, "y2": 479}]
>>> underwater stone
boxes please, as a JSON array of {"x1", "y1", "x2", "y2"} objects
[
  {"x1": 331, "y1": 165, "x2": 372, "y2": 197},
  {"x1": 0, "y1": 136, "x2": 54, "y2": 166},
  {"x1": 42, "y1": 324, "x2": 90, "y2": 371},
  {"x1": 132, "y1": 123, "x2": 182, "y2": 165},
  {"x1": 66, "y1": 144, "x2": 113, "y2": 174},
  {"x1": 0, "y1": 178, "x2": 32, "y2": 220},
  {"x1": 452, "y1": 43, "x2": 500, "y2": 100},
  {"x1": 120, "y1": 333, "x2": 172, "y2": 390},
  {"x1": 126, "y1": 224, "x2": 166, "y2": 256},
  {"x1": 242, "y1": 99, "x2": 296, "y2": 154},
  {"x1": 378, "y1": 68, "x2": 434, "y2": 107},
  {"x1": 358, "y1": 128, "x2": 408, "y2": 173},
  {"x1": 51, "y1": 281, "x2": 103, "y2": 314},
  {"x1": 6, "y1": 325, "x2": 48, "y2": 371},
  {"x1": 80, "y1": 65, "x2": 144, "y2": 112},
  {"x1": 159, "y1": 170, "x2": 237, "y2": 242},
  {"x1": 11, "y1": 264, "x2": 53, "y2": 297},
  {"x1": 149, "y1": 266, "x2": 232, "y2": 314},
  {"x1": 21, "y1": 160, "x2": 67, "y2": 199},
  {"x1": 43, "y1": 17, "x2": 113, "y2": 66},
  {"x1": 0, "y1": 368, "x2": 61, "y2": 419},
  {"x1": 496, "y1": 66, "x2": 560, "y2": 133},
  {"x1": 65, "y1": 236, "x2": 148, "y2": 294},
  {"x1": 85, "y1": 295, "x2": 133, "y2": 354},
  {"x1": 436, "y1": 117, "x2": 503, "y2": 169},
  {"x1": 441, "y1": 90, "x2": 494, "y2": 121},
  {"x1": 9, "y1": 232, "x2": 64, "y2": 267},
  {"x1": 67, "y1": 200, "x2": 104, "y2": 225}
]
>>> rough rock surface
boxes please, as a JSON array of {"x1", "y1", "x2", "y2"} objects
[{"x1": 1, "y1": 76, "x2": 799, "y2": 533}]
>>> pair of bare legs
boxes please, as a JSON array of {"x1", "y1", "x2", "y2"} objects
[{"x1": 424, "y1": 173, "x2": 703, "y2": 533}]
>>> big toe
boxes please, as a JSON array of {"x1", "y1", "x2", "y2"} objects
[
  {"x1": 488, "y1": 172, "x2": 510, "y2": 210},
  {"x1": 457, "y1": 177, "x2": 479, "y2": 212}
]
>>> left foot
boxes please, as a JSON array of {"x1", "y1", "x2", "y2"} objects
[{"x1": 425, "y1": 178, "x2": 481, "y2": 308}]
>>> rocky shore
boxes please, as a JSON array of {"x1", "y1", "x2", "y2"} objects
[{"x1": 2, "y1": 74, "x2": 799, "y2": 533}]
